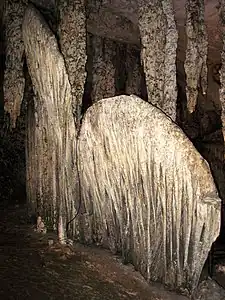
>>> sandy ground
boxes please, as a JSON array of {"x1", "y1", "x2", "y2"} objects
[{"x1": 0, "y1": 204, "x2": 224, "y2": 300}]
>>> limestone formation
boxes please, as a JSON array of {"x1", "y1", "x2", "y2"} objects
[
  {"x1": 22, "y1": 4, "x2": 78, "y2": 239},
  {"x1": 57, "y1": 0, "x2": 87, "y2": 125},
  {"x1": 219, "y1": 0, "x2": 225, "y2": 134},
  {"x1": 36, "y1": 216, "x2": 47, "y2": 234},
  {"x1": 138, "y1": 0, "x2": 178, "y2": 120},
  {"x1": 1, "y1": 0, "x2": 224, "y2": 297},
  {"x1": 184, "y1": 0, "x2": 208, "y2": 114},
  {"x1": 78, "y1": 95, "x2": 221, "y2": 294},
  {"x1": 3, "y1": 0, "x2": 27, "y2": 128}
]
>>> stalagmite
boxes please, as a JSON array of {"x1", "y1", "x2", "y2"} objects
[
  {"x1": 22, "y1": 4, "x2": 77, "y2": 239},
  {"x1": 3, "y1": 0, "x2": 27, "y2": 128},
  {"x1": 57, "y1": 0, "x2": 87, "y2": 124},
  {"x1": 91, "y1": 36, "x2": 116, "y2": 102},
  {"x1": 138, "y1": 0, "x2": 178, "y2": 121},
  {"x1": 125, "y1": 45, "x2": 142, "y2": 97},
  {"x1": 184, "y1": 0, "x2": 208, "y2": 114},
  {"x1": 78, "y1": 95, "x2": 221, "y2": 294}
]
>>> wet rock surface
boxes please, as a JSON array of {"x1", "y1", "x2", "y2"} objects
[{"x1": 0, "y1": 204, "x2": 189, "y2": 300}]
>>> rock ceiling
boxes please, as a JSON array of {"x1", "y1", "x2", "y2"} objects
[
  {"x1": 0, "y1": 0, "x2": 223, "y2": 65},
  {"x1": 87, "y1": 0, "x2": 222, "y2": 64}
]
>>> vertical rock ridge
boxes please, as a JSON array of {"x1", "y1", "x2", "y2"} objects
[
  {"x1": 3, "y1": 0, "x2": 27, "y2": 128},
  {"x1": 138, "y1": 0, "x2": 178, "y2": 120},
  {"x1": 184, "y1": 0, "x2": 208, "y2": 114},
  {"x1": 57, "y1": 0, "x2": 87, "y2": 126},
  {"x1": 22, "y1": 3, "x2": 78, "y2": 240},
  {"x1": 219, "y1": 0, "x2": 225, "y2": 135}
]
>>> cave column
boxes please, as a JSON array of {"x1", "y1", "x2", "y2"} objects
[
  {"x1": 138, "y1": 0, "x2": 178, "y2": 121},
  {"x1": 23, "y1": 3, "x2": 82, "y2": 241},
  {"x1": 184, "y1": 0, "x2": 208, "y2": 114},
  {"x1": 91, "y1": 36, "x2": 116, "y2": 102}
]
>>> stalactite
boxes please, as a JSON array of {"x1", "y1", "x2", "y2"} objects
[
  {"x1": 219, "y1": 0, "x2": 225, "y2": 134},
  {"x1": 78, "y1": 94, "x2": 221, "y2": 294},
  {"x1": 3, "y1": 0, "x2": 27, "y2": 128},
  {"x1": 138, "y1": 0, "x2": 178, "y2": 121},
  {"x1": 184, "y1": 0, "x2": 208, "y2": 114},
  {"x1": 125, "y1": 45, "x2": 142, "y2": 97},
  {"x1": 91, "y1": 36, "x2": 116, "y2": 102},
  {"x1": 57, "y1": 0, "x2": 87, "y2": 125},
  {"x1": 22, "y1": 4, "x2": 77, "y2": 239}
]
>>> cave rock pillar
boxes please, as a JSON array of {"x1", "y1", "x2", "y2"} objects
[
  {"x1": 23, "y1": 4, "x2": 83, "y2": 241},
  {"x1": 184, "y1": 0, "x2": 208, "y2": 114},
  {"x1": 3, "y1": 0, "x2": 27, "y2": 128},
  {"x1": 138, "y1": 0, "x2": 178, "y2": 121}
]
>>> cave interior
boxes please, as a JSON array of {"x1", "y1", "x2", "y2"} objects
[{"x1": 1, "y1": 0, "x2": 225, "y2": 295}]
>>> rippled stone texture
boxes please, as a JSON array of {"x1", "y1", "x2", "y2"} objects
[{"x1": 78, "y1": 95, "x2": 221, "y2": 294}]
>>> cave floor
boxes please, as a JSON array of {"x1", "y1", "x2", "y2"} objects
[
  {"x1": 0, "y1": 204, "x2": 224, "y2": 300},
  {"x1": 0, "y1": 204, "x2": 189, "y2": 300}
]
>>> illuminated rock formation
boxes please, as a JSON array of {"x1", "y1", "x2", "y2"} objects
[{"x1": 78, "y1": 94, "x2": 221, "y2": 293}]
